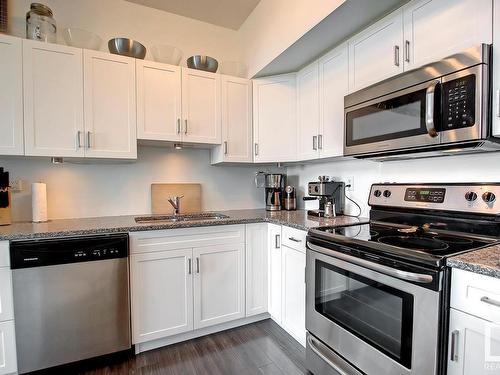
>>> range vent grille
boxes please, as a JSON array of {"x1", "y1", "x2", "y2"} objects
[{"x1": 0, "y1": 0, "x2": 6, "y2": 33}]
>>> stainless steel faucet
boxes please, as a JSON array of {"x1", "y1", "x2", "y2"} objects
[{"x1": 168, "y1": 195, "x2": 184, "y2": 215}]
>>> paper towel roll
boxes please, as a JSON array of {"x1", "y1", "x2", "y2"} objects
[{"x1": 32, "y1": 182, "x2": 48, "y2": 223}]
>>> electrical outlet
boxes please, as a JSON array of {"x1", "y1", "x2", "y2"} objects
[
  {"x1": 10, "y1": 179, "x2": 23, "y2": 193},
  {"x1": 345, "y1": 176, "x2": 354, "y2": 192}
]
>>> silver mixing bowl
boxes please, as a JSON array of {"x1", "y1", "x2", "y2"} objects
[
  {"x1": 108, "y1": 38, "x2": 146, "y2": 59},
  {"x1": 187, "y1": 55, "x2": 218, "y2": 73}
]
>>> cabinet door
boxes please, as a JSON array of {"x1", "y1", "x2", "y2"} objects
[
  {"x1": 297, "y1": 61, "x2": 320, "y2": 161},
  {"x1": 403, "y1": 0, "x2": 492, "y2": 71},
  {"x1": 492, "y1": 0, "x2": 500, "y2": 137},
  {"x1": 84, "y1": 50, "x2": 137, "y2": 159},
  {"x1": 193, "y1": 243, "x2": 245, "y2": 329},
  {"x1": 130, "y1": 249, "x2": 193, "y2": 343},
  {"x1": 0, "y1": 35, "x2": 23, "y2": 156},
  {"x1": 211, "y1": 75, "x2": 252, "y2": 164},
  {"x1": 0, "y1": 269, "x2": 13, "y2": 323},
  {"x1": 136, "y1": 60, "x2": 182, "y2": 142},
  {"x1": 181, "y1": 68, "x2": 221, "y2": 144},
  {"x1": 319, "y1": 43, "x2": 348, "y2": 159},
  {"x1": 281, "y1": 245, "x2": 306, "y2": 346},
  {"x1": 348, "y1": 9, "x2": 404, "y2": 92},
  {"x1": 253, "y1": 74, "x2": 297, "y2": 163},
  {"x1": 0, "y1": 321, "x2": 17, "y2": 375},
  {"x1": 23, "y1": 40, "x2": 84, "y2": 157},
  {"x1": 268, "y1": 223, "x2": 282, "y2": 323},
  {"x1": 245, "y1": 223, "x2": 268, "y2": 317},
  {"x1": 448, "y1": 308, "x2": 500, "y2": 375}
]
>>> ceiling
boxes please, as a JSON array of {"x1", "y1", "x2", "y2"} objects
[{"x1": 124, "y1": 0, "x2": 261, "y2": 30}]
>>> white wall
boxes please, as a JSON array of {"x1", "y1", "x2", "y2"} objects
[
  {"x1": 0, "y1": 147, "x2": 264, "y2": 221},
  {"x1": 7, "y1": 0, "x2": 243, "y2": 65},
  {"x1": 238, "y1": 0, "x2": 345, "y2": 78},
  {"x1": 287, "y1": 152, "x2": 500, "y2": 217}
]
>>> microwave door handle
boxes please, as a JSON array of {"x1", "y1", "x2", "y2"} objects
[{"x1": 425, "y1": 81, "x2": 440, "y2": 138}]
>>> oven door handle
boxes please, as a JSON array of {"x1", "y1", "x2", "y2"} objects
[
  {"x1": 307, "y1": 242, "x2": 434, "y2": 284},
  {"x1": 425, "y1": 80, "x2": 440, "y2": 138}
]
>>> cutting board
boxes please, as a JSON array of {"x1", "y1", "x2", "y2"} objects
[{"x1": 151, "y1": 184, "x2": 201, "y2": 214}]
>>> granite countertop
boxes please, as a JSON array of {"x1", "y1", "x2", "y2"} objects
[
  {"x1": 447, "y1": 244, "x2": 500, "y2": 279},
  {"x1": 0, "y1": 209, "x2": 368, "y2": 241}
]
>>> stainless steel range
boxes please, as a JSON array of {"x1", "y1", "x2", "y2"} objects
[{"x1": 305, "y1": 183, "x2": 500, "y2": 375}]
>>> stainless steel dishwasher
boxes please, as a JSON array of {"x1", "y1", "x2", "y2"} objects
[{"x1": 10, "y1": 233, "x2": 131, "y2": 374}]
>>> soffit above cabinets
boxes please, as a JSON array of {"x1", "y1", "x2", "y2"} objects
[
  {"x1": 124, "y1": 0, "x2": 260, "y2": 30},
  {"x1": 255, "y1": 0, "x2": 410, "y2": 78}
]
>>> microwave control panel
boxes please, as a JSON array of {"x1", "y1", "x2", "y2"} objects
[{"x1": 442, "y1": 74, "x2": 475, "y2": 130}]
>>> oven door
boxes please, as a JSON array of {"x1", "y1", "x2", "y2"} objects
[
  {"x1": 344, "y1": 80, "x2": 441, "y2": 156},
  {"x1": 306, "y1": 246, "x2": 440, "y2": 375}
]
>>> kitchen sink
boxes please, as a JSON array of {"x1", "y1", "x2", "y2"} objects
[{"x1": 134, "y1": 213, "x2": 229, "y2": 223}]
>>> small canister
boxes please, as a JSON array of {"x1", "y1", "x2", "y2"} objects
[
  {"x1": 284, "y1": 186, "x2": 297, "y2": 211},
  {"x1": 324, "y1": 201, "x2": 336, "y2": 218},
  {"x1": 26, "y1": 3, "x2": 56, "y2": 43}
]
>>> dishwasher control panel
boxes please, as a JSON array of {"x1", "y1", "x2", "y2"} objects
[{"x1": 10, "y1": 234, "x2": 129, "y2": 269}]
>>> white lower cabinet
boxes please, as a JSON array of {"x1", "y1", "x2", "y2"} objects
[
  {"x1": 130, "y1": 249, "x2": 193, "y2": 343},
  {"x1": 193, "y1": 244, "x2": 245, "y2": 329},
  {"x1": 246, "y1": 223, "x2": 268, "y2": 316},
  {"x1": 0, "y1": 321, "x2": 16, "y2": 375},
  {"x1": 0, "y1": 242, "x2": 16, "y2": 375},
  {"x1": 268, "y1": 223, "x2": 283, "y2": 323},
  {"x1": 281, "y1": 245, "x2": 306, "y2": 346}
]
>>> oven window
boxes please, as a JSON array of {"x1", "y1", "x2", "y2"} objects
[
  {"x1": 315, "y1": 260, "x2": 414, "y2": 368},
  {"x1": 345, "y1": 88, "x2": 428, "y2": 147}
]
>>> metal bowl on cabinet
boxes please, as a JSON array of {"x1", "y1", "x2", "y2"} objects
[
  {"x1": 186, "y1": 55, "x2": 218, "y2": 73},
  {"x1": 108, "y1": 38, "x2": 146, "y2": 59}
]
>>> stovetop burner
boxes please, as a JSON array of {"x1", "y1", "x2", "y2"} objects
[{"x1": 377, "y1": 235, "x2": 449, "y2": 252}]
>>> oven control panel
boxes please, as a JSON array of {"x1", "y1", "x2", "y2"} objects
[
  {"x1": 404, "y1": 188, "x2": 446, "y2": 203},
  {"x1": 369, "y1": 184, "x2": 500, "y2": 215}
]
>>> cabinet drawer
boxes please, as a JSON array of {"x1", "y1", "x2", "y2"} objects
[
  {"x1": 281, "y1": 226, "x2": 306, "y2": 253},
  {"x1": 130, "y1": 225, "x2": 245, "y2": 254},
  {"x1": 451, "y1": 269, "x2": 500, "y2": 323},
  {"x1": 0, "y1": 269, "x2": 13, "y2": 322},
  {"x1": 0, "y1": 243, "x2": 8, "y2": 268},
  {"x1": 0, "y1": 320, "x2": 17, "y2": 375}
]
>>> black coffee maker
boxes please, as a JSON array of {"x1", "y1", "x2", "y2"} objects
[{"x1": 303, "y1": 176, "x2": 345, "y2": 217}]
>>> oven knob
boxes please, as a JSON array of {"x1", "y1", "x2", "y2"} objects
[
  {"x1": 464, "y1": 191, "x2": 477, "y2": 202},
  {"x1": 374, "y1": 189, "x2": 382, "y2": 197},
  {"x1": 383, "y1": 190, "x2": 391, "y2": 198},
  {"x1": 482, "y1": 192, "x2": 496, "y2": 203}
]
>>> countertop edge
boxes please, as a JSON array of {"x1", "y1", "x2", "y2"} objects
[{"x1": 447, "y1": 257, "x2": 500, "y2": 279}]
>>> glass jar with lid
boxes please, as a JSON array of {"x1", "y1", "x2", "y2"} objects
[{"x1": 26, "y1": 3, "x2": 56, "y2": 43}]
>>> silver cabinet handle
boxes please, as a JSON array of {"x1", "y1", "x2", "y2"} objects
[
  {"x1": 76, "y1": 131, "x2": 83, "y2": 149},
  {"x1": 86, "y1": 131, "x2": 92, "y2": 149},
  {"x1": 480, "y1": 296, "x2": 500, "y2": 308},
  {"x1": 496, "y1": 90, "x2": 500, "y2": 118},
  {"x1": 425, "y1": 80, "x2": 440, "y2": 138},
  {"x1": 196, "y1": 257, "x2": 200, "y2": 274},
  {"x1": 405, "y1": 40, "x2": 410, "y2": 63},
  {"x1": 318, "y1": 134, "x2": 323, "y2": 150},
  {"x1": 254, "y1": 143, "x2": 259, "y2": 156},
  {"x1": 313, "y1": 136, "x2": 318, "y2": 150},
  {"x1": 289, "y1": 237, "x2": 302, "y2": 243},
  {"x1": 394, "y1": 45, "x2": 400, "y2": 67},
  {"x1": 224, "y1": 141, "x2": 228, "y2": 155},
  {"x1": 184, "y1": 119, "x2": 188, "y2": 135},
  {"x1": 450, "y1": 330, "x2": 459, "y2": 362},
  {"x1": 307, "y1": 335, "x2": 353, "y2": 375},
  {"x1": 188, "y1": 258, "x2": 192, "y2": 275},
  {"x1": 275, "y1": 234, "x2": 280, "y2": 249},
  {"x1": 177, "y1": 118, "x2": 181, "y2": 134}
]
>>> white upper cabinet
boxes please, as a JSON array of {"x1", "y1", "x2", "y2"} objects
[
  {"x1": 0, "y1": 35, "x2": 23, "y2": 156},
  {"x1": 193, "y1": 244, "x2": 245, "y2": 329},
  {"x1": 181, "y1": 68, "x2": 221, "y2": 144},
  {"x1": 349, "y1": 8, "x2": 404, "y2": 92},
  {"x1": 84, "y1": 50, "x2": 137, "y2": 159},
  {"x1": 403, "y1": 0, "x2": 492, "y2": 71},
  {"x1": 297, "y1": 61, "x2": 320, "y2": 161},
  {"x1": 492, "y1": 0, "x2": 500, "y2": 137},
  {"x1": 211, "y1": 75, "x2": 253, "y2": 164},
  {"x1": 136, "y1": 60, "x2": 182, "y2": 142},
  {"x1": 245, "y1": 223, "x2": 268, "y2": 317},
  {"x1": 253, "y1": 74, "x2": 297, "y2": 163},
  {"x1": 318, "y1": 43, "x2": 348, "y2": 159},
  {"x1": 23, "y1": 40, "x2": 85, "y2": 157}
]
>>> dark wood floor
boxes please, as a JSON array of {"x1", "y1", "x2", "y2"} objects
[{"x1": 77, "y1": 319, "x2": 309, "y2": 375}]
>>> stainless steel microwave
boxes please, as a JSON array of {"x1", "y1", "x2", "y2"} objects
[{"x1": 344, "y1": 44, "x2": 500, "y2": 160}]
